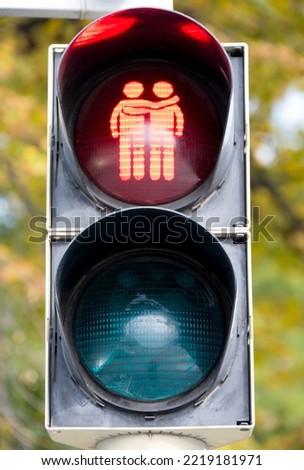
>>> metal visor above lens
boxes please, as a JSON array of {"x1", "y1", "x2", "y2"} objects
[{"x1": 55, "y1": 208, "x2": 236, "y2": 413}]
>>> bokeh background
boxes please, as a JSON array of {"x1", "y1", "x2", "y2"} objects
[{"x1": 0, "y1": 0, "x2": 304, "y2": 449}]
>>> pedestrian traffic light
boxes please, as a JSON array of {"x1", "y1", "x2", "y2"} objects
[{"x1": 46, "y1": 7, "x2": 254, "y2": 450}]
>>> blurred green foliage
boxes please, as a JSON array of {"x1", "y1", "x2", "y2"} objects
[{"x1": 0, "y1": 0, "x2": 304, "y2": 450}]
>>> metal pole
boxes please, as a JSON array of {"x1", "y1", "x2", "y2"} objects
[{"x1": 0, "y1": 0, "x2": 173, "y2": 19}]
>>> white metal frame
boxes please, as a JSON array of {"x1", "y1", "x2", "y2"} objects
[{"x1": 45, "y1": 42, "x2": 254, "y2": 450}]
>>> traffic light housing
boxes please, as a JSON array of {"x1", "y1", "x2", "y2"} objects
[{"x1": 46, "y1": 7, "x2": 253, "y2": 450}]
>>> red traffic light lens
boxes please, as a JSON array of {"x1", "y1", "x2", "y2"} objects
[
  {"x1": 59, "y1": 8, "x2": 232, "y2": 206},
  {"x1": 75, "y1": 63, "x2": 222, "y2": 205}
]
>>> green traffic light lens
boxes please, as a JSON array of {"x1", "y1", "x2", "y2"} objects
[{"x1": 73, "y1": 256, "x2": 227, "y2": 403}]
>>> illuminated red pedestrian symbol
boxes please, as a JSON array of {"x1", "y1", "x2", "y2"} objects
[{"x1": 110, "y1": 81, "x2": 184, "y2": 181}]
